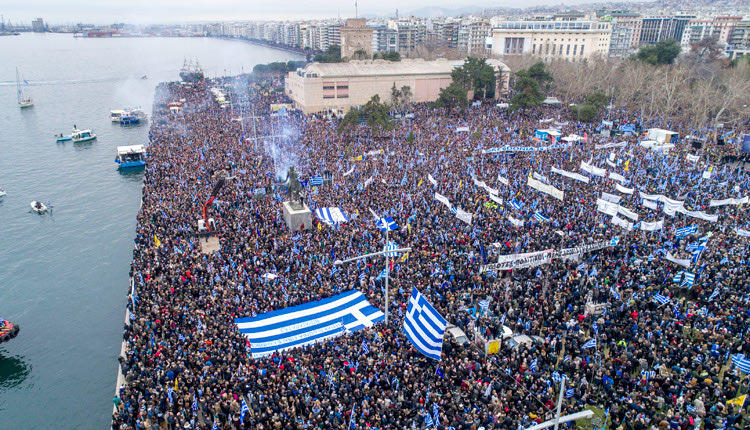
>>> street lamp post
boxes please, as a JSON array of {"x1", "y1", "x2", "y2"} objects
[{"x1": 334, "y1": 246, "x2": 412, "y2": 325}]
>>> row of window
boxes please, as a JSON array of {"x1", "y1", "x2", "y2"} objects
[
  {"x1": 498, "y1": 22, "x2": 604, "y2": 31},
  {"x1": 532, "y1": 43, "x2": 586, "y2": 56}
]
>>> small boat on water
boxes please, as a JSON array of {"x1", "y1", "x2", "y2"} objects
[
  {"x1": 30, "y1": 201, "x2": 48, "y2": 213},
  {"x1": 0, "y1": 318, "x2": 20, "y2": 344},
  {"x1": 110, "y1": 109, "x2": 127, "y2": 122},
  {"x1": 55, "y1": 133, "x2": 72, "y2": 142},
  {"x1": 115, "y1": 144, "x2": 147, "y2": 169},
  {"x1": 113, "y1": 108, "x2": 148, "y2": 125},
  {"x1": 0, "y1": 187, "x2": 6, "y2": 197},
  {"x1": 16, "y1": 67, "x2": 33, "y2": 108},
  {"x1": 72, "y1": 129, "x2": 96, "y2": 143}
]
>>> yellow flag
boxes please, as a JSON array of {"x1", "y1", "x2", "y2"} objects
[
  {"x1": 624, "y1": 159, "x2": 630, "y2": 171},
  {"x1": 400, "y1": 252, "x2": 409, "y2": 262},
  {"x1": 418, "y1": 179, "x2": 423, "y2": 187},
  {"x1": 174, "y1": 378, "x2": 178, "y2": 391},
  {"x1": 407, "y1": 223, "x2": 412, "y2": 234},
  {"x1": 154, "y1": 235, "x2": 161, "y2": 247},
  {"x1": 459, "y1": 181, "x2": 462, "y2": 188},
  {"x1": 317, "y1": 222, "x2": 322, "y2": 231},
  {"x1": 727, "y1": 394, "x2": 746, "y2": 408}
]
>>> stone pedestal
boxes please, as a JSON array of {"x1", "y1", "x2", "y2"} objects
[{"x1": 282, "y1": 201, "x2": 313, "y2": 231}]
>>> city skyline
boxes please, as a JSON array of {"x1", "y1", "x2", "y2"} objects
[{"x1": 4, "y1": 0, "x2": 632, "y2": 25}]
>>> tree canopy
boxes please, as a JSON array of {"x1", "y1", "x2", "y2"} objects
[
  {"x1": 510, "y1": 62, "x2": 552, "y2": 111},
  {"x1": 433, "y1": 82, "x2": 468, "y2": 111},
  {"x1": 314, "y1": 45, "x2": 342, "y2": 63},
  {"x1": 337, "y1": 95, "x2": 393, "y2": 137},
  {"x1": 635, "y1": 39, "x2": 681, "y2": 66},
  {"x1": 451, "y1": 57, "x2": 498, "y2": 99},
  {"x1": 374, "y1": 51, "x2": 401, "y2": 61},
  {"x1": 252, "y1": 61, "x2": 307, "y2": 75}
]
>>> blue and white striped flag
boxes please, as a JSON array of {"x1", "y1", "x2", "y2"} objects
[
  {"x1": 566, "y1": 388, "x2": 575, "y2": 398},
  {"x1": 510, "y1": 199, "x2": 523, "y2": 211},
  {"x1": 653, "y1": 294, "x2": 670, "y2": 305},
  {"x1": 361, "y1": 339, "x2": 369, "y2": 355},
  {"x1": 675, "y1": 225, "x2": 697, "y2": 238},
  {"x1": 433, "y1": 403, "x2": 439, "y2": 426},
  {"x1": 530, "y1": 357, "x2": 538, "y2": 372},
  {"x1": 167, "y1": 387, "x2": 174, "y2": 403},
  {"x1": 685, "y1": 242, "x2": 700, "y2": 252},
  {"x1": 192, "y1": 393, "x2": 198, "y2": 412},
  {"x1": 404, "y1": 287, "x2": 447, "y2": 360},
  {"x1": 478, "y1": 300, "x2": 490, "y2": 310},
  {"x1": 241, "y1": 398, "x2": 249, "y2": 422},
  {"x1": 610, "y1": 286, "x2": 620, "y2": 300},
  {"x1": 376, "y1": 216, "x2": 398, "y2": 232},
  {"x1": 383, "y1": 241, "x2": 399, "y2": 257},
  {"x1": 212, "y1": 420, "x2": 218, "y2": 430},
  {"x1": 592, "y1": 322, "x2": 598, "y2": 335},
  {"x1": 672, "y1": 271, "x2": 684, "y2": 283},
  {"x1": 692, "y1": 243, "x2": 706, "y2": 264},
  {"x1": 581, "y1": 338, "x2": 597, "y2": 349},
  {"x1": 733, "y1": 354, "x2": 750, "y2": 374},
  {"x1": 551, "y1": 371, "x2": 561, "y2": 382},
  {"x1": 500, "y1": 313, "x2": 506, "y2": 324},
  {"x1": 349, "y1": 403, "x2": 356, "y2": 428},
  {"x1": 309, "y1": 175, "x2": 323, "y2": 186},
  {"x1": 235, "y1": 290, "x2": 384, "y2": 358},
  {"x1": 681, "y1": 272, "x2": 695, "y2": 288},
  {"x1": 376, "y1": 268, "x2": 387, "y2": 281},
  {"x1": 424, "y1": 410, "x2": 435, "y2": 427},
  {"x1": 533, "y1": 212, "x2": 549, "y2": 222},
  {"x1": 708, "y1": 287, "x2": 720, "y2": 302}
]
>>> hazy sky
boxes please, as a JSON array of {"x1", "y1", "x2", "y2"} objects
[{"x1": 3, "y1": 0, "x2": 603, "y2": 25}]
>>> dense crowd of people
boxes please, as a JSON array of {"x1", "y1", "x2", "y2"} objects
[{"x1": 111, "y1": 75, "x2": 750, "y2": 430}]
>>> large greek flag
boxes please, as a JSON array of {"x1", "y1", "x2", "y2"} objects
[
  {"x1": 235, "y1": 290, "x2": 384, "y2": 358},
  {"x1": 315, "y1": 207, "x2": 349, "y2": 225},
  {"x1": 404, "y1": 287, "x2": 447, "y2": 360}
]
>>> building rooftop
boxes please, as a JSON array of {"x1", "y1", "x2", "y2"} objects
[{"x1": 301, "y1": 58, "x2": 510, "y2": 78}]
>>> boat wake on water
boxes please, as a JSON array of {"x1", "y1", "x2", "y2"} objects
[{"x1": 0, "y1": 76, "x2": 138, "y2": 87}]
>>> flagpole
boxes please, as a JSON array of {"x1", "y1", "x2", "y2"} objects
[
  {"x1": 553, "y1": 377, "x2": 565, "y2": 430},
  {"x1": 385, "y1": 228, "x2": 390, "y2": 325}
]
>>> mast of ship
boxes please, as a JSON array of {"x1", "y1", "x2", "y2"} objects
[{"x1": 16, "y1": 67, "x2": 22, "y2": 104}]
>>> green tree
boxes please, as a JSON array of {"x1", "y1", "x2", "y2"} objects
[
  {"x1": 524, "y1": 62, "x2": 553, "y2": 91},
  {"x1": 336, "y1": 95, "x2": 393, "y2": 137},
  {"x1": 586, "y1": 90, "x2": 609, "y2": 109},
  {"x1": 314, "y1": 45, "x2": 342, "y2": 63},
  {"x1": 451, "y1": 57, "x2": 498, "y2": 99},
  {"x1": 572, "y1": 103, "x2": 600, "y2": 122},
  {"x1": 375, "y1": 51, "x2": 401, "y2": 61},
  {"x1": 434, "y1": 82, "x2": 468, "y2": 111},
  {"x1": 400, "y1": 85, "x2": 412, "y2": 109},
  {"x1": 390, "y1": 83, "x2": 402, "y2": 109},
  {"x1": 635, "y1": 39, "x2": 681, "y2": 65},
  {"x1": 509, "y1": 62, "x2": 552, "y2": 111},
  {"x1": 351, "y1": 49, "x2": 370, "y2": 60}
]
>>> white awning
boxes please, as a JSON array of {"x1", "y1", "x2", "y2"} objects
[{"x1": 117, "y1": 144, "x2": 145, "y2": 155}]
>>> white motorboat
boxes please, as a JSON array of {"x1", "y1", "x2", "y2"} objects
[
  {"x1": 0, "y1": 188, "x2": 6, "y2": 197},
  {"x1": 30, "y1": 201, "x2": 48, "y2": 213},
  {"x1": 72, "y1": 129, "x2": 96, "y2": 143},
  {"x1": 110, "y1": 109, "x2": 127, "y2": 122}
]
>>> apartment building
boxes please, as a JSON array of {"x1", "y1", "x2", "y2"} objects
[{"x1": 639, "y1": 15, "x2": 694, "y2": 45}]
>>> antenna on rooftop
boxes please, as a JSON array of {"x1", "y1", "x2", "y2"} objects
[{"x1": 355, "y1": 0, "x2": 358, "y2": 18}]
